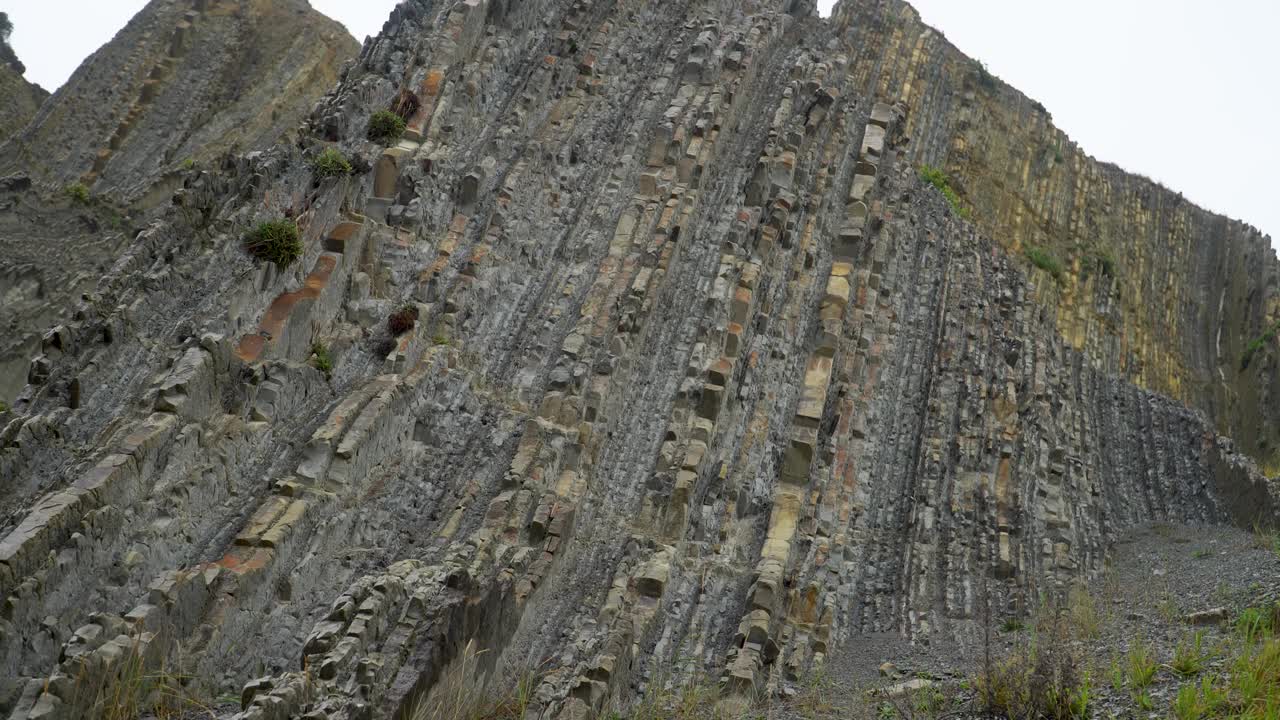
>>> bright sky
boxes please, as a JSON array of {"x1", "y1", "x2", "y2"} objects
[{"x1": 8, "y1": 0, "x2": 1276, "y2": 246}]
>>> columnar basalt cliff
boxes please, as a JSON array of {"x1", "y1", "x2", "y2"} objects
[{"x1": 0, "y1": 0, "x2": 1275, "y2": 719}]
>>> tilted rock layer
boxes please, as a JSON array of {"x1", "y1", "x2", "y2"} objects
[
  {"x1": 0, "y1": 0, "x2": 358, "y2": 199},
  {"x1": 0, "y1": 0, "x2": 1276, "y2": 718},
  {"x1": 0, "y1": 64, "x2": 46, "y2": 145},
  {"x1": 827, "y1": 0, "x2": 1280, "y2": 470},
  {"x1": 0, "y1": 181, "x2": 135, "y2": 405},
  {"x1": 0, "y1": 0, "x2": 358, "y2": 406}
]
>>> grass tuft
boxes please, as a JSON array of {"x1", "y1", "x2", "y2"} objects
[
  {"x1": 368, "y1": 110, "x2": 407, "y2": 145},
  {"x1": 975, "y1": 615, "x2": 1092, "y2": 720},
  {"x1": 1126, "y1": 637, "x2": 1158, "y2": 689},
  {"x1": 311, "y1": 342, "x2": 333, "y2": 379},
  {"x1": 1171, "y1": 632, "x2": 1212, "y2": 677},
  {"x1": 918, "y1": 165, "x2": 971, "y2": 219},
  {"x1": 1241, "y1": 321, "x2": 1280, "y2": 370},
  {"x1": 68, "y1": 635, "x2": 213, "y2": 720},
  {"x1": 1025, "y1": 246, "x2": 1064, "y2": 282},
  {"x1": 244, "y1": 219, "x2": 302, "y2": 267},
  {"x1": 390, "y1": 88, "x2": 421, "y2": 122},
  {"x1": 66, "y1": 182, "x2": 90, "y2": 203},
  {"x1": 310, "y1": 147, "x2": 353, "y2": 178}
]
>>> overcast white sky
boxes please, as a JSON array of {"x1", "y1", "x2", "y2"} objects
[{"x1": 6, "y1": 0, "x2": 1276, "y2": 246}]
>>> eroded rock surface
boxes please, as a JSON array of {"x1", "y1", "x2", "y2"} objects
[
  {"x1": 0, "y1": 0, "x2": 358, "y2": 407},
  {"x1": 0, "y1": 18, "x2": 48, "y2": 143},
  {"x1": 0, "y1": 0, "x2": 1276, "y2": 719},
  {"x1": 0, "y1": 0, "x2": 358, "y2": 200}
]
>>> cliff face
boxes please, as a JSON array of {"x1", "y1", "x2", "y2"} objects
[
  {"x1": 0, "y1": 0, "x2": 358, "y2": 406},
  {"x1": 830, "y1": 0, "x2": 1280, "y2": 468},
  {"x1": 0, "y1": 1, "x2": 1275, "y2": 719},
  {"x1": 0, "y1": 35, "x2": 48, "y2": 143},
  {"x1": 0, "y1": 179, "x2": 136, "y2": 405},
  {"x1": 0, "y1": 0, "x2": 359, "y2": 199}
]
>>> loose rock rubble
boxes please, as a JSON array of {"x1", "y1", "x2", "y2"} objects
[{"x1": 0, "y1": 0, "x2": 1276, "y2": 719}]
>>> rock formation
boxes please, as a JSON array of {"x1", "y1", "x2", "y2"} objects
[
  {"x1": 0, "y1": 0, "x2": 1275, "y2": 718},
  {"x1": 0, "y1": 14, "x2": 48, "y2": 143},
  {"x1": 0, "y1": 0, "x2": 359, "y2": 200},
  {"x1": 0, "y1": 0, "x2": 358, "y2": 407},
  {"x1": 0, "y1": 181, "x2": 136, "y2": 404}
]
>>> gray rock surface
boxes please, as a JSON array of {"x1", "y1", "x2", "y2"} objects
[
  {"x1": 0, "y1": 17, "x2": 48, "y2": 144},
  {"x1": 0, "y1": 0, "x2": 1276, "y2": 719},
  {"x1": 0, "y1": 0, "x2": 358, "y2": 201}
]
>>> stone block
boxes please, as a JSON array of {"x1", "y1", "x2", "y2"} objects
[{"x1": 869, "y1": 102, "x2": 893, "y2": 128}]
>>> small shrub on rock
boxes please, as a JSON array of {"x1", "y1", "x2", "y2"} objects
[
  {"x1": 1241, "y1": 322, "x2": 1280, "y2": 370},
  {"x1": 976, "y1": 616, "x2": 1092, "y2": 720},
  {"x1": 310, "y1": 147, "x2": 353, "y2": 178},
  {"x1": 918, "y1": 165, "x2": 971, "y2": 219},
  {"x1": 1026, "y1": 246, "x2": 1064, "y2": 282},
  {"x1": 66, "y1": 183, "x2": 90, "y2": 204},
  {"x1": 387, "y1": 305, "x2": 419, "y2": 336},
  {"x1": 311, "y1": 342, "x2": 334, "y2": 379},
  {"x1": 244, "y1": 219, "x2": 302, "y2": 267},
  {"x1": 367, "y1": 110, "x2": 407, "y2": 145}
]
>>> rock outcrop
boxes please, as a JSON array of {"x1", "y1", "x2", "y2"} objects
[
  {"x1": 0, "y1": 179, "x2": 136, "y2": 404},
  {"x1": 0, "y1": 0, "x2": 358, "y2": 200},
  {"x1": 0, "y1": 0, "x2": 1275, "y2": 719},
  {"x1": 0, "y1": 16, "x2": 48, "y2": 143},
  {"x1": 829, "y1": 0, "x2": 1280, "y2": 473},
  {"x1": 0, "y1": 0, "x2": 358, "y2": 407}
]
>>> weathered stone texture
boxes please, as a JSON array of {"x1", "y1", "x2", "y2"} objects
[
  {"x1": 829, "y1": 0, "x2": 1280, "y2": 468},
  {"x1": 0, "y1": 0, "x2": 1275, "y2": 719},
  {"x1": 0, "y1": 0, "x2": 359, "y2": 405},
  {"x1": 0, "y1": 65, "x2": 46, "y2": 145},
  {"x1": 0, "y1": 0, "x2": 358, "y2": 199}
]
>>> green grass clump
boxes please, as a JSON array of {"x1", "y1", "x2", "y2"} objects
[
  {"x1": 1153, "y1": 606, "x2": 1280, "y2": 719},
  {"x1": 1235, "y1": 603, "x2": 1280, "y2": 644},
  {"x1": 66, "y1": 182, "x2": 90, "y2": 203},
  {"x1": 244, "y1": 219, "x2": 302, "y2": 267},
  {"x1": 1241, "y1": 321, "x2": 1280, "y2": 370},
  {"x1": 1025, "y1": 247, "x2": 1064, "y2": 282},
  {"x1": 918, "y1": 165, "x2": 971, "y2": 219},
  {"x1": 1001, "y1": 618, "x2": 1026, "y2": 633},
  {"x1": 975, "y1": 617, "x2": 1092, "y2": 720},
  {"x1": 408, "y1": 640, "x2": 545, "y2": 720},
  {"x1": 367, "y1": 110, "x2": 407, "y2": 145},
  {"x1": 1126, "y1": 638, "x2": 1158, "y2": 689},
  {"x1": 310, "y1": 147, "x2": 353, "y2": 178},
  {"x1": 311, "y1": 342, "x2": 334, "y2": 378},
  {"x1": 1172, "y1": 676, "x2": 1230, "y2": 720},
  {"x1": 1171, "y1": 632, "x2": 1212, "y2": 677}
]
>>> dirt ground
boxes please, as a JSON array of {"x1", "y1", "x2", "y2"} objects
[{"x1": 765, "y1": 522, "x2": 1280, "y2": 720}]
